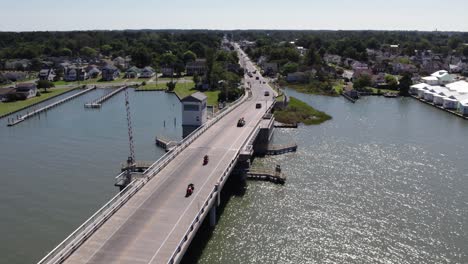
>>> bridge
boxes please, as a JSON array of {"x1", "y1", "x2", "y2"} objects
[{"x1": 38, "y1": 43, "x2": 278, "y2": 264}]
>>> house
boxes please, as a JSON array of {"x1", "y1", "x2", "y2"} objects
[
  {"x1": 38, "y1": 69, "x2": 56, "y2": 81},
  {"x1": 113, "y1": 56, "x2": 126, "y2": 69},
  {"x1": 446, "y1": 81, "x2": 468, "y2": 94},
  {"x1": 101, "y1": 65, "x2": 120, "y2": 81},
  {"x1": 15, "y1": 83, "x2": 37, "y2": 99},
  {"x1": 125, "y1": 66, "x2": 141, "y2": 78},
  {"x1": 181, "y1": 92, "x2": 207, "y2": 127},
  {"x1": 262, "y1": 62, "x2": 279, "y2": 76},
  {"x1": 64, "y1": 66, "x2": 88, "y2": 81},
  {"x1": 459, "y1": 99, "x2": 468, "y2": 116},
  {"x1": 86, "y1": 65, "x2": 101, "y2": 79},
  {"x1": 324, "y1": 54, "x2": 342, "y2": 65},
  {"x1": 185, "y1": 59, "x2": 207, "y2": 76},
  {"x1": 351, "y1": 62, "x2": 372, "y2": 79},
  {"x1": 410, "y1": 83, "x2": 430, "y2": 95},
  {"x1": 391, "y1": 63, "x2": 418, "y2": 75},
  {"x1": 431, "y1": 70, "x2": 453, "y2": 85},
  {"x1": 372, "y1": 73, "x2": 387, "y2": 85},
  {"x1": 4, "y1": 59, "x2": 31, "y2": 70},
  {"x1": 286, "y1": 72, "x2": 308, "y2": 83},
  {"x1": 0, "y1": 87, "x2": 16, "y2": 102},
  {"x1": 140, "y1": 66, "x2": 155, "y2": 78},
  {"x1": 161, "y1": 66, "x2": 174, "y2": 77}
]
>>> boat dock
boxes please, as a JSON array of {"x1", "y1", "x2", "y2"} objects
[
  {"x1": 7, "y1": 86, "x2": 96, "y2": 127},
  {"x1": 155, "y1": 136, "x2": 178, "y2": 151},
  {"x1": 266, "y1": 142, "x2": 297, "y2": 155},
  {"x1": 84, "y1": 86, "x2": 127, "y2": 108},
  {"x1": 274, "y1": 121, "x2": 298, "y2": 128},
  {"x1": 247, "y1": 167, "x2": 286, "y2": 184}
]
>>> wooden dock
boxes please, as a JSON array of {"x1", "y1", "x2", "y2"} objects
[
  {"x1": 155, "y1": 136, "x2": 178, "y2": 151},
  {"x1": 341, "y1": 92, "x2": 357, "y2": 103},
  {"x1": 274, "y1": 121, "x2": 298, "y2": 128},
  {"x1": 84, "y1": 86, "x2": 127, "y2": 108},
  {"x1": 266, "y1": 143, "x2": 297, "y2": 155},
  {"x1": 7, "y1": 87, "x2": 96, "y2": 127},
  {"x1": 247, "y1": 169, "x2": 286, "y2": 184}
]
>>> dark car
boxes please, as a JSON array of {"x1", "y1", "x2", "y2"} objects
[
  {"x1": 264, "y1": 91, "x2": 270, "y2": 96},
  {"x1": 255, "y1": 103, "x2": 261, "y2": 109}
]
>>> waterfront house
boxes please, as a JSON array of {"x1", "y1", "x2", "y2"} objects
[
  {"x1": 64, "y1": 66, "x2": 88, "y2": 81},
  {"x1": 140, "y1": 66, "x2": 156, "y2": 78},
  {"x1": 15, "y1": 83, "x2": 37, "y2": 99},
  {"x1": 161, "y1": 66, "x2": 174, "y2": 77},
  {"x1": 185, "y1": 59, "x2": 207, "y2": 76},
  {"x1": 125, "y1": 66, "x2": 141, "y2": 78},
  {"x1": 446, "y1": 81, "x2": 468, "y2": 94},
  {"x1": 442, "y1": 94, "x2": 459, "y2": 109},
  {"x1": 101, "y1": 65, "x2": 120, "y2": 81},
  {"x1": 410, "y1": 83, "x2": 430, "y2": 95},
  {"x1": 459, "y1": 99, "x2": 468, "y2": 116},
  {"x1": 0, "y1": 87, "x2": 15, "y2": 102},
  {"x1": 38, "y1": 69, "x2": 56, "y2": 81},
  {"x1": 87, "y1": 66, "x2": 101, "y2": 79},
  {"x1": 181, "y1": 92, "x2": 207, "y2": 127}
]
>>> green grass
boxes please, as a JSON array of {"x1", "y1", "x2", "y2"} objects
[
  {"x1": 0, "y1": 88, "x2": 73, "y2": 116},
  {"x1": 282, "y1": 82, "x2": 340, "y2": 97},
  {"x1": 333, "y1": 82, "x2": 344, "y2": 94},
  {"x1": 172, "y1": 81, "x2": 220, "y2": 106},
  {"x1": 136, "y1": 83, "x2": 167, "y2": 90},
  {"x1": 369, "y1": 87, "x2": 399, "y2": 94},
  {"x1": 275, "y1": 96, "x2": 332, "y2": 125}
]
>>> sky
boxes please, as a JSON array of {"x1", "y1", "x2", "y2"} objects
[{"x1": 1, "y1": 0, "x2": 468, "y2": 32}]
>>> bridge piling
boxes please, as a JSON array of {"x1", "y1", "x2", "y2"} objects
[{"x1": 209, "y1": 206, "x2": 216, "y2": 227}]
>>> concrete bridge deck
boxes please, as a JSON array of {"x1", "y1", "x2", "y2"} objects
[{"x1": 43, "y1": 44, "x2": 276, "y2": 264}]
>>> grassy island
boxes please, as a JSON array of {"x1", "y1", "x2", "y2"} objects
[{"x1": 275, "y1": 96, "x2": 331, "y2": 125}]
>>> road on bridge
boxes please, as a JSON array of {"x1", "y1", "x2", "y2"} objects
[{"x1": 61, "y1": 43, "x2": 276, "y2": 264}]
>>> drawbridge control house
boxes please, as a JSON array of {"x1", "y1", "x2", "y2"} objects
[{"x1": 181, "y1": 92, "x2": 207, "y2": 127}]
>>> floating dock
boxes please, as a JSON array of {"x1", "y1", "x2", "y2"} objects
[
  {"x1": 84, "y1": 86, "x2": 127, "y2": 108},
  {"x1": 7, "y1": 86, "x2": 96, "y2": 127},
  {"x1": 266, "y1": 143, "x2": 297, "y2": 155},
  {"x1": 247, "y1": 169, "x2": 286, "y2": 184},
  {"x1": 341, "y1": 92, "x2": 357, "y2": 103},
  {"x1": 274, "y1": 121, "x2": 298, "y2": 128},
  {"x1": 155, "y1": 136, "x2": 178, "y2": 151}
]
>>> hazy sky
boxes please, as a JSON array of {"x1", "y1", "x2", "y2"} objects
[{"x1": 2, "y1": 0, "x2": 468, "y2": 32}]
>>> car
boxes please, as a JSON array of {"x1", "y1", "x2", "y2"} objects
[
  {"x1": 264, "y1": 91, "x2": 270, "y2": 96},
  {"x1": 255, "y1": 76, "x2": 259, "y2": 80},
  {"x1": 255, "y1": 103, "x2": 262, "y2": 109}
]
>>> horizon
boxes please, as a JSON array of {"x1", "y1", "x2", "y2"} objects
[{"x1": 2, "y1": 0, "x2": 468, "y2": 32}]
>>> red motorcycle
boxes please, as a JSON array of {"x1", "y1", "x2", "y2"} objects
[{"x1": 186, "y1": 183, "x2": 195, "y2": 197}]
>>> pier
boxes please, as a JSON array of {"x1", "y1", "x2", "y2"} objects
[
  {"x1": 266, "y1": 142, "x2": 297, "y2": 155},
  {"x1": 274, "y1": 121, "x2": 298, "y2": 128},
  {"x1": 155, "y1": 136, "x2": 178, "y2": 151},
  {"x1": 84, "y1": 86, "x2": 127, "y2": 108},
  {"x1": 7, "y1": 86, "x2": 96, "y2": 127},
  {"x1": 247, "y1": 166, "x2": 286, "y2": 184}
]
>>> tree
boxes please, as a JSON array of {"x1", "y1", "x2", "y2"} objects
[
  {"x1": 166, "y1": 81, "x2": 176, "y2": 92},
  {"x1": 160, "y1": 52, "x2": 177, "y2": 66},
  {"x1": 193, "y1": 73, "x2": 200, "y2": 85},
  {"x1": 385, "y1": 75, "x2": 398, "y2": 90},
  {"x1": 282, "y1": 62, "x2": 298, "y2": 75},
  {"x1": 59, "y1": 48, "x2": 72, "y2": 57},
  {"x1": 183, "y1": 50, "x2": 197, "y2": 64},
  {"x1": 80, "y1": 46, "x2": 98, "y2": 58},
  {"x1": 463, "y1": 46, "x2": 468, "y2": 57},
  {"x1": 189, "y1": 42, "x2": 206, "y2": 58},
  {"x1": 353, "y1": 74, "x2": 372, "y2": 90},
  {"x1": 37, "y1": 80, "x2": 54, "y2": 92},
  {"x1": 101, "y1": 44, "x2": 113, "y2": 56},
  {"x1": 398, "y1": 73, "x2": 412, "y2": 96}
]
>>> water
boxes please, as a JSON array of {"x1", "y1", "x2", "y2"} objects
[
  {"x1": 194, "y1": 89, "x2": 468, "y2": 263},
  {"x1": 0, "y1": 88, "x2": 182, "y2": 264}
]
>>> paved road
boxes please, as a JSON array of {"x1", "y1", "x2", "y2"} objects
[{"x1": 63, "y1": 44, "x2": 275, "y2": 264}]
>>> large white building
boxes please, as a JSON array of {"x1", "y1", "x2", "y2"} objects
[
  {"x1": 410, "y1": 71, "x2": 468, "y2": 115},
  {"x1": 181, "y1": 92, "x2": 207, "y2": 126}
]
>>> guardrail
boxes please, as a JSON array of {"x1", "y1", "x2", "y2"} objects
[
  {"x1": 167, "y1": 97, "x2": 277, "y2": 264},
  {"x1": 39, "y1": 90, "x2": 250, "y2": 264}
]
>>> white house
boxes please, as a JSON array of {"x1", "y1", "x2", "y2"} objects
[
  {"x1": 459, "y1": 99, "x2": 468, "y2": 116},
  {"x1": 442, "y1": 95, "x2": 459, "y2": 109},
  {"x1": 181, "y1": 92, "x2": 207, "y2": 127},
  {"x1": 422, "y1": 76, "x2": 439, "y2": 85},
  {"x1": 431, "y1": 70, "x2": 453, "y2": 85},
  {"x1": 446, "y1": 81, "x2": 468, "y2": 94},
  {"x1": 410, "y1": 83, "x2": 429, "y2": 95}
]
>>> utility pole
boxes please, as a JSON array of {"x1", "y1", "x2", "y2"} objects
[{"x1": 124, "y1": 88, "x2": 135, "y2": 184}]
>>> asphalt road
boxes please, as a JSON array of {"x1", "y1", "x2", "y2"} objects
[{"x1": 62, "y1": 43, "x2": 275, "y2": 264}]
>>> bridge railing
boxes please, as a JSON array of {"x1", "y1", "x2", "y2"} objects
[
  {"x1": 39, "y1": 89, "x2": 250, "y2": 264},
  {"x1": 167, "y1": 97, "x2": 277, "y2": 264},
  {"x1": 37, "y1": 179, "x2": 147, "y2": 264}
]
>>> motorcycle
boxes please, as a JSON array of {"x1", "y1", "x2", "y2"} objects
[
  {"x1": 186, "y1": 183, "x2": 195, "y2": 197},
  {"x1": 203, "y1": 155, "x2": 209, "y2": 165}
]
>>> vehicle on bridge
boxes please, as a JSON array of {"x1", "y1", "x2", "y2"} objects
[
  {"x1": 256, "y1": 76, "x2": 259, "y2": 80},
  {"x1": 237, "y1": 117, "x2": 246, "y2": 127},
  {"x1": 256, "y1": 103, "x2": 262, "y2": 109},
  {"x1": 203, "y1": 155, "x2": 209, "y2": 165},
  {"x1": 264, "y1": 91, "x2": 270, "y2": 96},
  {"x1": 186, "y1": 183, "x2": 195, "y2": 197}
]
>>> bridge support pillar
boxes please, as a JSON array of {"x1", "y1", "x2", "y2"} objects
[{"x1": 209, "y1": 205, "x2": 217, "y2": 227}]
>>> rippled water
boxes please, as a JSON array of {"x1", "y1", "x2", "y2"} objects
[
  {"x1": 195, "y1": 90, "x2": 468, "y2": 263},
  {"x1": 0, "y1": 89, "x2": 181, "y2": 264}
]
